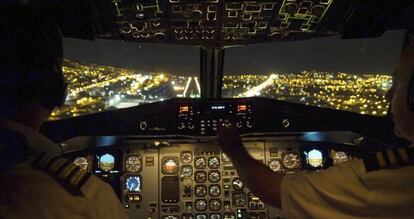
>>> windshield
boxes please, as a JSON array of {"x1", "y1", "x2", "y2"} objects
[
  {"x1": 223, "y1": 30, "x2": 405, "y2": 116},
  {"x1": 50, "y1": 40, "x2": 199, "y2": 120}
]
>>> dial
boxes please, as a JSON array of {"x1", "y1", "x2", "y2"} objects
[
  {"x1": 125, "y1": 155, "x2": 142, "y2": 173},
  {"x1": 210, "y1": 213, "x2": 221, "y2": 219},
  {"x1": 208, "y1": 171, "x2": 221, "y2": 183},
  {"x1": 195, "y1": 157, "x2": 206, "y2": 169},
  {"x1": 268, "y1": 159, "x2": 282, "y2": 172},
  {"x1": 209, "y1": 184, "x2": 221, "y2": 197},
  {"x1": 195, "y1": 171, "x2": 207, "y2": 183},
  {"x1": 162, "y1": 157, "x2": 179, "y2": 174},
  {"x1": 195, "y1": 185, "x2": 207, "y2": 197},
  {"x1": 125, "y1": 175, "x2": 141, "y2": 192},
  {"x1": 209, "y1": 199, "x2": 221, "y2": 211},
  {"x1": 232, "y1": 178, "x2": 244, "y2": 191},
  {"x1": 208, "y1": 157, "x2": 220, "y2": 169},
  {"x1": 333, "y1": 151, "x2": 349, "y2": 164},
  {"x1": 195, "y1": 199, "x2": 208, "y2": 211},
  {"x1": 73, "y1": 157, "x2": 88, "y2": 170},
  {"x1": 195, "y1": 214, "x2": 207, "y2": 219},
  {"x1": 282, "y1": 152, "x2": 300, "y2": 170},
  {"x1": 181, "y1": 165, "x2": 193, "y2": 177},
  {"x1": 221, "y1": 153, "x2": 231, "y2": 163},
  {"x1": 181, "y1": 151, "x2": 193, "y2": 163}
]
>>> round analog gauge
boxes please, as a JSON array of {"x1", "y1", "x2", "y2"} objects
[
  {"x1": 125, "y1": 155, "x2": 142, "y2": 173},
  {"x1": 282, "y1": 152, "x2": 300, "y2": 170},
  {"x1": 232, "y1": 178, "x2": 244, "y2": 191},
  {"x1": 195, "y1": 199, "x2": 208, "y2": 211},
  {"x1": 195, "y1": 214, "x2": 207, "y2": 219},
  {"x1": 180, "y1": 151, "x2": 193, "y2": 163},
  {"x1": 195, "y1": 185, "x2": 207, "y2": 197},
  {"x1": 195, "y1": 171, "x2": 207, "y2": 183},
  {"x1": 208, "y1": 157, "x2": 220, "y2": 169},
  {"x1": 195, "y1": 157, "x2": 206, "y2": 169},
  {"x1": 209, "y1": 184, "x2": 221, "y2": 197},
  {"x1": 208, "y1": 170, "x2": 221, "y2": 183},
  {"x1": 221, "y1": 153, "x2": 231, "y2": 162},
  {"x1": 224, "y1": 213, "x2": 235, "y2": 219},
  {"x1": 268, "y1": 159, "x2": 282, "y2": 172},
  {"x1": 209, "y1": 199, "x2": 221, "y2": 211},
  {"x1": 125, "y1": 175, "x2": 141, "y2": 192},
  {"x1": 210, "y1": 213, "x2": 221, "y2": 219},
  {"x1": 181, "y1": 165, "x2": 193, "y2": 178},
  {"x1": 333, "y1": 151, "x2": 349, "y2": 164},
  {"x1": 162, "y1": 157, "x2": 178, "y2": 174},
  {"x1": 73, "y1": 157, "x2": 88, "y2": 170}
]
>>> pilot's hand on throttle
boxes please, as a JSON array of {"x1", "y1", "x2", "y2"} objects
[{"x1": 216, "y1": 123, "x2": 246, "y2": 157}]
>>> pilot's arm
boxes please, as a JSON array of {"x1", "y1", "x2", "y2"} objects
[
  {"x1": 217, "y1": 125, "x2": 285, "y2": 208},
  {"x1": 217, "y1": 125, "x2": 414, "y2": 218}
]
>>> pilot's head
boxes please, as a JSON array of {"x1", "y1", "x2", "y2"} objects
[
  {"x1": 0, "y1": 6, "x2": 66, "y2": 128},
  {"x1": 388, "y1": 43, "x2": 414, "y2": 143}
]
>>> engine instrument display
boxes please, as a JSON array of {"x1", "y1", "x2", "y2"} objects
[
  {"x1": 180, "y1": 151, "x2": 193, "y2": 163},
  {"x1": 125, "y1": 175, "x2": 142, "y2": 192},
  {"x1": 282, "y1": 152, "x2": 300, "y2": 170},
  {"x1": 73, "y1": 157, "x2": 88, "y2": 170},
  {"x1": 125, "y1": 155, "x2": 142, "y2": 173},
  {"x1": 208, "y1": 171, "x2": 221, "y2": 183},
  {"x1": 181, "y1": 165, "x2": 193, "y2": 178},
  {"x1": 208, "y1": 157, "x2": 220, "y2": 169},
  {"x1": 195, "y1": 157, "x2": 207, "y2": 169}
]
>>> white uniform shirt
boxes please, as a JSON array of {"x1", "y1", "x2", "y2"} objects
[
  {"x1": 0, "y1": 120, "x2": 128, "y2": 219},
  {"x1": 281, "y1": 158, "x2": 414, "y2": 219}
]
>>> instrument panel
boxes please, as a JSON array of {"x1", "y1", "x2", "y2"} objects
[{"x1": 67, "y1": 133, "x2": 358, "y2": 219}]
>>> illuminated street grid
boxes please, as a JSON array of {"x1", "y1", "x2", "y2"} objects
[{"x1": 50, "y1": 60, "x2": 392, "y2": 120}]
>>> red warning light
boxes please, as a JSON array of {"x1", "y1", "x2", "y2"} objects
[
  {"x1": 237, "y1": 105, "x2": 247, "y2": 111},
  {"x1": 179, "y1": 106, "x2": 189, "y2": 113}
]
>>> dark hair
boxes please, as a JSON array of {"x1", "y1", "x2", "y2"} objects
[{"x1": 0, "y1": 6, "x2": 65, "y2": 118}]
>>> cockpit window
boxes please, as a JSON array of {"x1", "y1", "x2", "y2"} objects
[
  {"x1": 223, "y1": 30, "x2": 405, "y2": 116},
  {"x1": 49, "y1": 40, "x2": 199, "y2": 120}
]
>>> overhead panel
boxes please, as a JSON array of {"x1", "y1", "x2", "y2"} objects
[{"x1": 105, "y1": 0, "x2": 338, "y2": 46}]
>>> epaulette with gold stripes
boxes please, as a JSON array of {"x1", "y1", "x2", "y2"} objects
[
  {"x1": 32, "y1": 154, "x2": 91, "y2": 196},
  {"x1": 363, "y1": 147, "x2": 414, "y2": 172}
]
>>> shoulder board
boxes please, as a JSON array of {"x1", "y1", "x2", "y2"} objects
[
  {"x1": 363, "y1": 147, "x2": 414, "y2": 172},
  {"x1": 32, "y1": 154, "x2": 91, "y2": 197}
]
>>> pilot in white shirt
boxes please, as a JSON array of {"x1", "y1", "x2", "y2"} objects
[
  {"x1": 0, "y1": 6, "x2": 128, "y2": 219},
  {"x1": 216, "y1": 45, "x2": 414, "y2": 218}
]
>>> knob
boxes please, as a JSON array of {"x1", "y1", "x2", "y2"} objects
[
  {"x1": 178, "y1": 123, "x2": 185, "y2": 130},
  {"x1": 139, "y1": 121, "x2": 148, "y2": 130},
  {"x1": 236, "y1": 121, "x2": 243, "y2": 128},
  {"x1": 188, "y1": 123, "x2": 195, "y2": 130},
  {"x1": 282, "y1": 119, "x2": 290, "y2": 128}
]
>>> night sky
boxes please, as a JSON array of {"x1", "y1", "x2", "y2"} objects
[{"x1": 63, "y1": 30, "x2": 405, "y2": 76}]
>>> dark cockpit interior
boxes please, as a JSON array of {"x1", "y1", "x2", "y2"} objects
[{"x1": 22, "y1": 0, "x2": 414, "y2": 218}]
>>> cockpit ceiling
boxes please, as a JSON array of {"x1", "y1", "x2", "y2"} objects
[{"x1": 95, "y1": 0, "x2": 353, "y2": 46}]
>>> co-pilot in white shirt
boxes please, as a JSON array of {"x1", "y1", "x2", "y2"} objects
[
  {"x1": 281, "y1": 157, "x2": 414, "y2": 219},
  {"x1": 0, "y1": 120, "x2": 128, "y2": 219}
]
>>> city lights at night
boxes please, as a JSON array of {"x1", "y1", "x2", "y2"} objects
[{"x1": 49, "y1": 59, "x2": 392, "y2": 120}]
